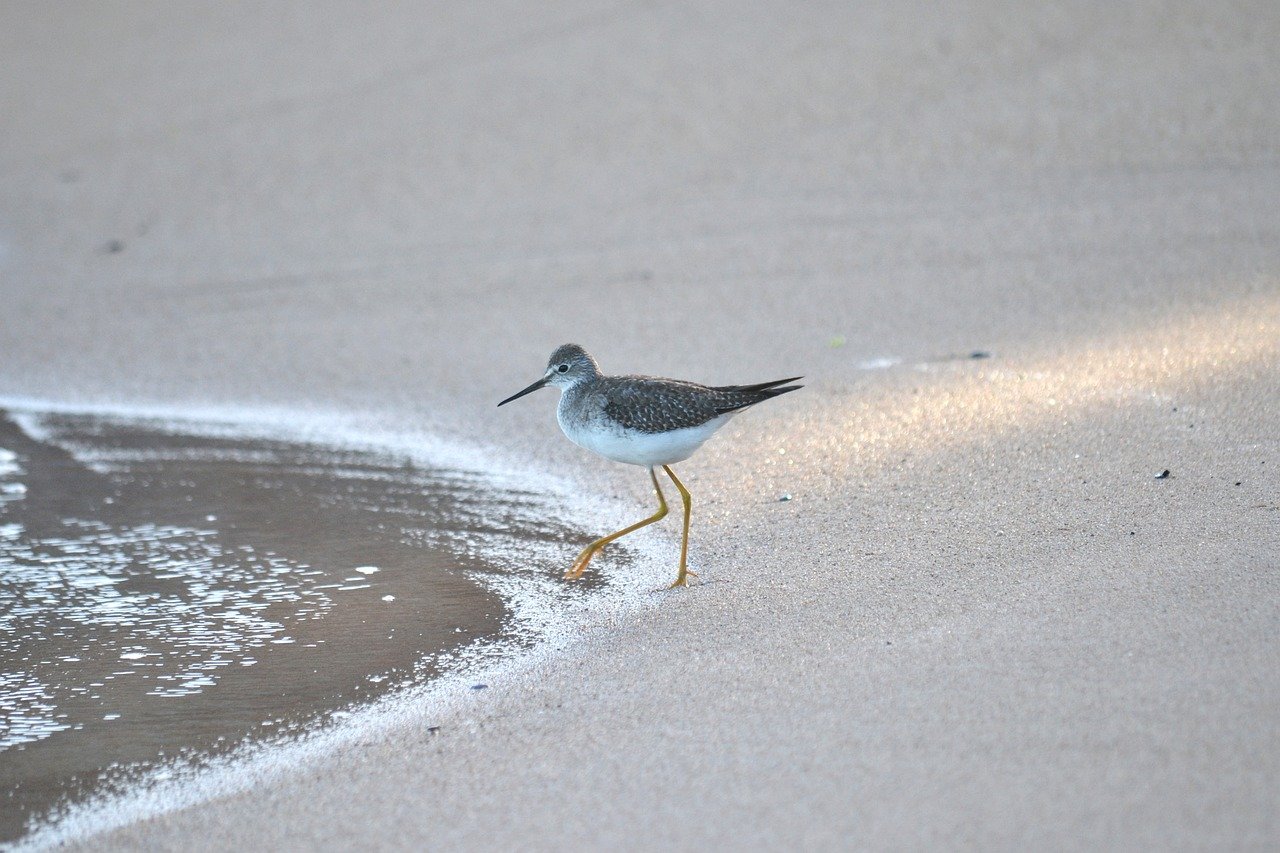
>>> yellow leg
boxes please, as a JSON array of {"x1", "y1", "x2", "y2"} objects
[
  {"x1": 565, "y1": 467, "x2": 668, "y2": 580},
  {"x1": 662, "y1": 465, "x2": 696, "y2": 588}
]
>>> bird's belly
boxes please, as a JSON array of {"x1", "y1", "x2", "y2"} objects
[{"x1": 559, "y1": 415, "x2": 727, "y2": 467}]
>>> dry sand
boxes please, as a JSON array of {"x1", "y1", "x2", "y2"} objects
[{"x1": 2, "y1": 0, "x2": 1278, "y2": 848}]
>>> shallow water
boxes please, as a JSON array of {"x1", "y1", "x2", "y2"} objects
[{"x1": 0, "y1": 409, "x2": 595, "y2": 842}]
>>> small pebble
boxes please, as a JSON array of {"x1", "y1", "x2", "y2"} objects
[
  {"x1": 471, "y1": 683, "x2": 488, "y2": 691},
  {"x1": 778, "y1": 494, "x2": 792, "y2": 502},
  {"x1": 1155, "y1": 470, "x2": 1171, "y2": 479},
  {"x1": 427, "y1": 726, "x2": 440, "y2": 734}
]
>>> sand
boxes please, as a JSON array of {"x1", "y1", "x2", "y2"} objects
[{"x1": 2, "y1": 0, "x2": 1277, "y2": 848}]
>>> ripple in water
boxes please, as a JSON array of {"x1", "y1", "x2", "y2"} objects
[{"x1": 0, "y1": 409, "x2": 599, "y2": 843}]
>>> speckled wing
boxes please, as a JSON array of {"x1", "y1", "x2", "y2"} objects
[
  {"x1": 601, "y1": 378, "x2": 723, "y2": 434},
  {"x1": 601, "y1": 375, "x2": 804, "y2": 434}
]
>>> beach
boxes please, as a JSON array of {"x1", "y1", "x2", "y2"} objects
[{"x1": 1, "y1": 0, "x2": 1277, "y2": 848}]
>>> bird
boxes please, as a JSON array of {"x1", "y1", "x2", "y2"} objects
[{"x1": 497, "y1": 344, "x2": 801, "y2": 588}]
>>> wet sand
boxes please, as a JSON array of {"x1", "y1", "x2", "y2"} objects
[
  {"x1": 0, "y1": 408, "x2": 616, "y2": 840},
  {"x1": 1, "y1": 0, "x2": 1278, "y2": 849}
]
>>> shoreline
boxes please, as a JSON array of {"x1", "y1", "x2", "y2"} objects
[{"x1": 3, "y1": 398, "x2": 669, "y2": 849}]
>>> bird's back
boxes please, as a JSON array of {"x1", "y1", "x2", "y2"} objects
[{"x1": 564, "y1": 374, "x2": 801, "y2": 434}]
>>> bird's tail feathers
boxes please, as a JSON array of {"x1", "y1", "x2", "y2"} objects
[
  {"x1": 712, "y1": 378, "x2": 803, "y2": 414},
  {"x1": 712, "y1": 376, "x2": 803, "y2": 394}
]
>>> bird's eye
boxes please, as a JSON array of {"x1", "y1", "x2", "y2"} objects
[{"x1": 557, "y1": 364, "x2": 569, "y2": 373}]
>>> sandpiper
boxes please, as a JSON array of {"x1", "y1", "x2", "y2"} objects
[{"x1": 498, "y1": 344, "x2": 801, "y2": 587}]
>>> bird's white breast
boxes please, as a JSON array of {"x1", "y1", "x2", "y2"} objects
[{"x1": 557, "y1": 404, "x2": 730, "y2": 467}]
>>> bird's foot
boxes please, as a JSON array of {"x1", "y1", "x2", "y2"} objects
[
  {"x1": 667, "y1": 567, "x2": 697, "y2": 589},
  {"x1": 564, "y1": 546, "x2": 600, "y2": 581}
]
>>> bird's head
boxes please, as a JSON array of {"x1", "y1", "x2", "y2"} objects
[{"x1": 497, "y1": 343, "x2": 600, "y2": 406}]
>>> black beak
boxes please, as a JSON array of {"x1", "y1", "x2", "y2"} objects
[{"x1": 497, "y1": 376, "x2": 550, "y2": 407}]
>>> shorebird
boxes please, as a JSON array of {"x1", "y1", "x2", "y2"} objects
[{"x1": 498, "y1": 344, "x2": 801, "y2": 588}]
